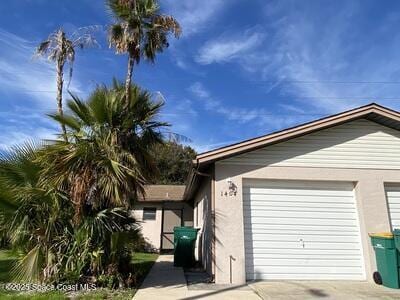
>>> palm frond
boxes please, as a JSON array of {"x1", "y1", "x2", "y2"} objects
[
  {"x1": 35, "y1": 40, "x2": 51, "y2": 56},
  {"x1": 11, "y1": 245, "x2": 43, "y2": 283},
  {"x1": 106, "y1": 0, "x2": 133, "y2": 19},
  {"x1": 67, "y1": 93, "x2": 94, "y2": 126},
  {"x1": 48, "y1": 114, "x2": 81, "y2": 131},
  {"x1": 107, "y1": 0, "x2": 182, "y2": 82}
]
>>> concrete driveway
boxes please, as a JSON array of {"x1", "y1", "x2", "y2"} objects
[
  {"x1": 134, "y1": 256, "x2": 400, "y2": 299},
  {"x1": 250, "y1": 281, "x2": 400, "y2": 300}
]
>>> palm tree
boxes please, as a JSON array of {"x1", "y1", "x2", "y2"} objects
[
  {"x1": 42, "y1": 81, "x2": 168, "y2": 223},
  {"x1": 35, "y1": 27, "x2": 99, "y2": 140},
  {"x1": 0, "y1": 143, "x2": 139, "y2": 283},
  {"x1": 37, "y1": 82, "x2": 167, "y2": 284},
  {"x1": 0, "y1": 143, "x2": 72, "y2": 282},
  {"x1": 107, "y1": 0, "x2": 181, "y2": 102},
  {"x1": 0, "y1": 83, "x2": 174, "y2": 284}
]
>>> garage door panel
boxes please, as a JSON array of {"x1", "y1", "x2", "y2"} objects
[
  {"x1": 249, "y1": 248, "x2": 362, "y2": 256},
  {"x1": 245, "y1": 217, "x2": 357, "y2": 226},
  {"x1": 246, "y1": 229, "x2": 360, "y2": 236},
  {"x1": 389, "y1": 204, "x2": 400, "y2": 211},
  {"x1": 244, "y1": 204, "x2": 356, "y2": 213},
  {"x1": 246, "y1": 233, "x2": 360, "y2": 243},
  {"x1": 244, "y1": 224, "x2": 359, "y2": 232},
  {"x1": 248, "y1": 258, "x2": 363, "y2": 267},
  {"x1": 252, "y1": 266, "x2": 363, "y2": 274},
  {"x1": 244, "y1": 193, "x2": 354, "y2": 203},
  {"x1": 386, "y1": 189, "x2": 400, "y2": 197},
  {"x1": 390, "y1": 212, "x2": 400, "y2": 219},
  {"x1": 244, "y1": 180, "x2": 353, "y2": 190},
  {"x1": 386, "y1": 185, "x2": 400, "y2": 229},
  {"x1": 243, "y1": 180, "x2": 365, "y2": 280},
  {"x1": 248, "y1": 210, "x2": 357, "y2": 219},
  {"x1": 248, "y1": 254, "x2": 361, "y2": 260},
  {"x1": 246, "y1": 241, "x2": 361, "y2": 250},
  {"x1": 245, "y1": 188, "x2": 353, "y2": 197}
]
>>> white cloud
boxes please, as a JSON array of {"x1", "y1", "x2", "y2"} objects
[
  {"x1": 0, "y1": 28, "x2": 83, "y2": 109},
  {"x1": 163, "y1": 0, "x2": 228, "y2": 37},
  {"x1": 0, "y1": 28, "x2": 86, "y2": 148},
  {"x1": 158, "y1": 91, "x2": 200, "y2": 142},
  {"x1": 188, "y1": 82, "x2": 210, "y2": 98},
  {"x1": 195, "y1": 1, "x2": 400, "y2": 115},
  {"x1": 196, "y1": 31, "x2": 265, "y2": 65},
  {"x1": 279, "y1": 103, "x2": 306, "y2": 114},
  {"x1": 191, "y1": 139, "x2": 240, "y2": 153},
  {"x1": 0, "y1": 109, "x2": 58, "y2": 150},
  {"x1": 0, "y1": 127, "x2": 56, "y2": 150},
  {"x1": 188, "y1": 81, "x2": 308, "y2": 130}
]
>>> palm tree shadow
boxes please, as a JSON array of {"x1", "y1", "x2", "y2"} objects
[{"x1": 308, "y1": 288, "x2": 329, "y2": 297}]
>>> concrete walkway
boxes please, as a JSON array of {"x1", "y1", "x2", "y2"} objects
[{"x1": 133, "y1": 255, "x2": 261, "y2": 300}]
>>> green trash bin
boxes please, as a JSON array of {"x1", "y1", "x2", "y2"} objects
[
  {"x1": 394, "y1": 229, "x2": 400, "y2": 251},
  {"x1": 369, "y1": 232, "x2": 400, "y2": 288},
  {"x1": 173, "y1": 227, "x2": 199, "y2": 268}
]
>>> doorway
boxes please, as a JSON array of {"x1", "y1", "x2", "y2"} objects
[{"x1": 160, "y1": 207, "x2": 183, "y2": 251}]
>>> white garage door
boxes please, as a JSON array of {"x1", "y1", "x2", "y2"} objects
[
  {"x1": 385, "y1": 185, "x2": 400, "y2": 229},
  {"x1": 243, "y1": 180, "x2": 365, "y2": 280}
]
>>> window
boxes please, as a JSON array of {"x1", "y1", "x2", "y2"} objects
[{"x1": 143, "y1": 207, "x2": 157, "y2": 220}]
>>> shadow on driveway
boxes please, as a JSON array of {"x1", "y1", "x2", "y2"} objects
[{"x1": 250, "y1": 280, "x2": 400, "y2": 299}]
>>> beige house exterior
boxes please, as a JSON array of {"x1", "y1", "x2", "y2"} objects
[
  {"x1": 134, "y1": 185, "x2": 193, "y2": 252},
  {"x1": 185, "y1": 103, "x2": 400, "y2": 284}
]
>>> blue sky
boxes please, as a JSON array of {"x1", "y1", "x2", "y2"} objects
[{"x1": 2, "y1": 0, "x2": 400, "y2": 152}]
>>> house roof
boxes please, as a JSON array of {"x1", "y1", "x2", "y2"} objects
[
  {"x1": 184, "y1": 103, "x2": 400, "y2": 200},
  {"x1": 139, "y1": 185, "x2": 186, "y2": 202}
]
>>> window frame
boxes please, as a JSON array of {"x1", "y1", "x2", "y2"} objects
[{"x1": 142, "y1": 207, "x2": 157, "y2": 220}]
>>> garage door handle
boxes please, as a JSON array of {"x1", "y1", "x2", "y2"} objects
[{"x1": 299, "y1": 238, "x2": 305, "y2": 248}]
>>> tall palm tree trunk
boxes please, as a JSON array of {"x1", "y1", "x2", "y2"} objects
[
  {"x1": 56, "y1": 58, "x2": 68, "y2": 142},
  {"x1": 125, "y1": 55, "x2": 134, "y2": 104}
]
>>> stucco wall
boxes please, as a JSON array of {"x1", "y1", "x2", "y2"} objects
[
  {"x1": 213, "y1": 163, "x2": 400, "y2": 284},
  {"x1": 133, "y1": 203, "x2": 163, "y2": 251},
  {"x1": 193, "y1": 177, "x2": 213, "y2": 276}
]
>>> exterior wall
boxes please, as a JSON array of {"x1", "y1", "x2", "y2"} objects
[
  {"x1": 213, "y1": 164, "x2": 400, "y2": 284},
  {"x1": 190, "y1": 119, "x2": 400, "y2": 283},
  {"x1": 193, "y1": 177, "x2": 213, "y2": 276},
  {"x1": 133, "y1": 202, "x2": 193, "y2": 252},
  {"x1": 221, "y1": 119, "x2": 400, "y2": 169},
  {"x1": 133, "y1": 203, "x2": 163, "y2": 251}
]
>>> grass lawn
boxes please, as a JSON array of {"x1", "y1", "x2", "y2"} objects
[
  {"x1": 0, "y1": 249, "x2": 158, "y2": 299},
  {"x1": 131, "y1": 252, "x2": 158, "y2": 287},
  {"x1": 0, "y1": 250, "x2": 16, "y2": 283}
]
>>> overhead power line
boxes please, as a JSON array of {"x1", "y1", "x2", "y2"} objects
[
  {"x1": 11, "y1": 89, "x2": 400, "y2": 100},
  {"x1": 252, "y1": 80, "x2": 400, "y2": 84},
  {"x1": 161, "y1": 112, "x2": 326, "y2": 116}
]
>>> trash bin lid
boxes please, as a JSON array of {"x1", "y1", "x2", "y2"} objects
[{"x1": 369, "y1": 232, "x2": 393, "y2": 239}]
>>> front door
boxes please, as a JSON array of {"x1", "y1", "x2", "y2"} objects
[{"x1": 161, "y1": 208, "x2": 183, "y2": 251}]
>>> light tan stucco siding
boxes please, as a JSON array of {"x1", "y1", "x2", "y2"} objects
[
  {"x1": 133, "y1": 203, "x2": 163, "y2": 250},
  {"x1": 194, "y1": 176, "x2": 213, "y2": 276},
  {"x1": 213, "y1": 164, "x2": 397, "y2": 284}
]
